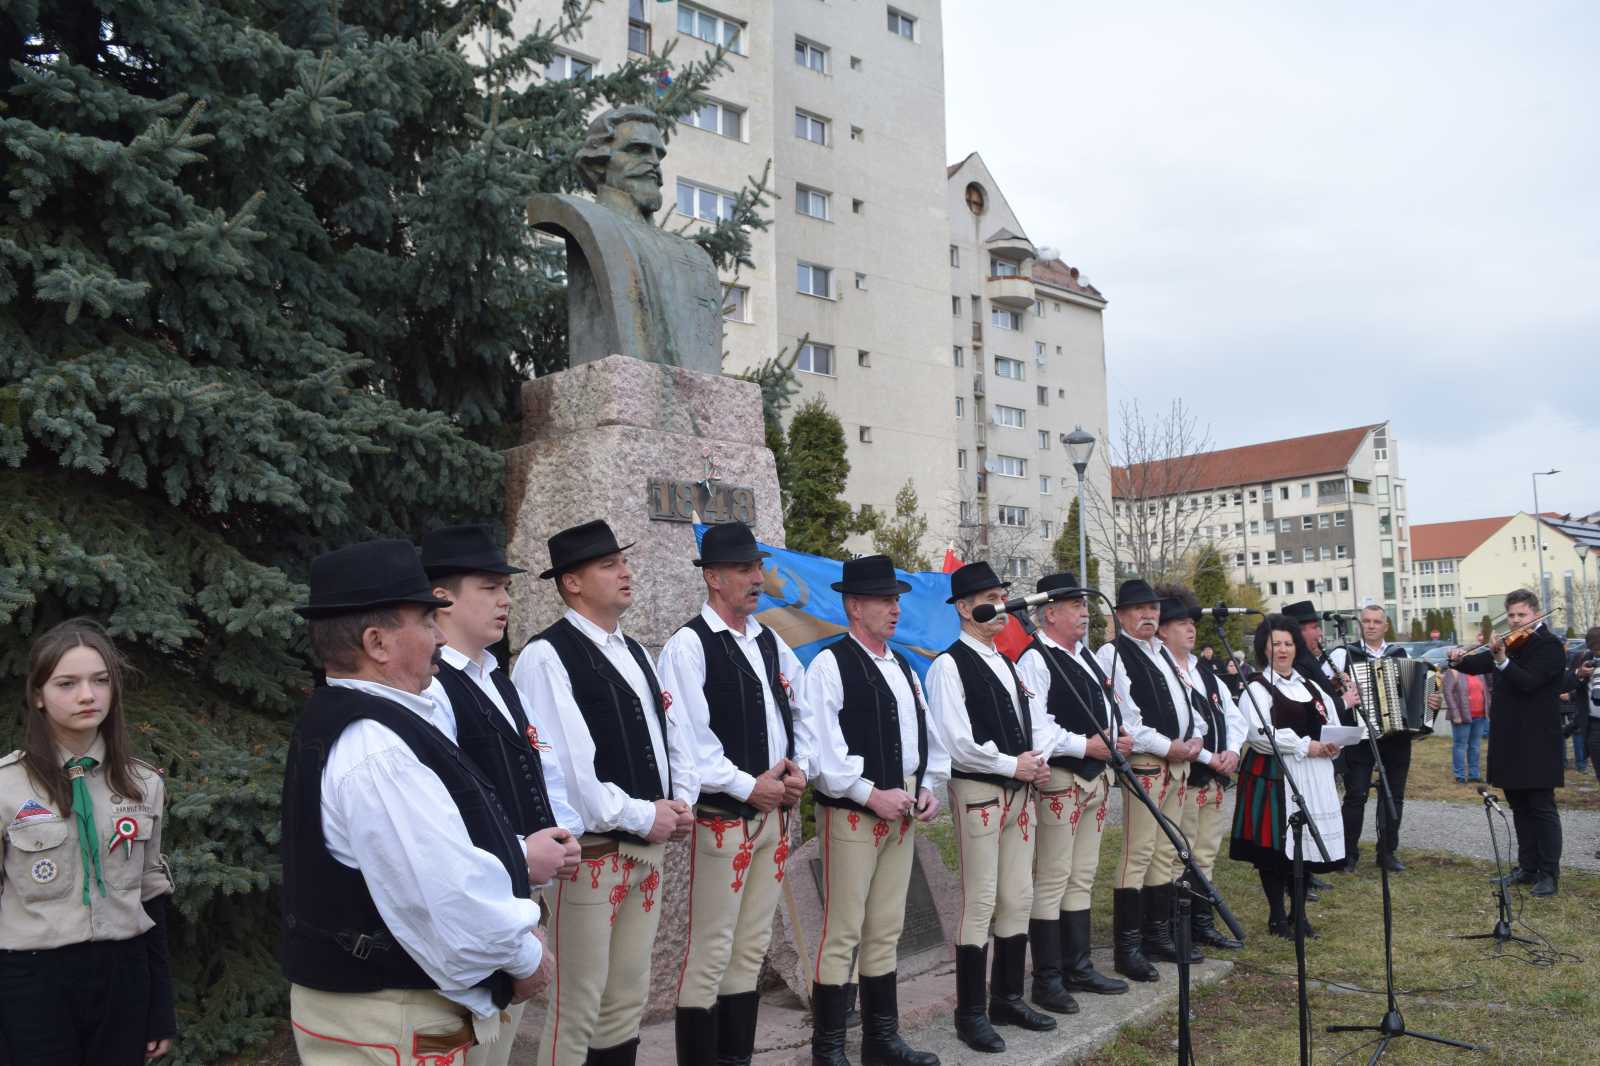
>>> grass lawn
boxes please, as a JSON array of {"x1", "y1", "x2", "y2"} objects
[
  {"x1": 1080, "y1": 826, "x2": 1600, "y2": 1065},
  {"x1": 1407, "y1": 731, "x2": 1600, "y2": 810}
]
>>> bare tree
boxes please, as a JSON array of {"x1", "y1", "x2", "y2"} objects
[
  {"x1": 938, "y1": 475, "x2": 1051, "y2": 577},
  {"x1": 1083, "y1": 399, "x2": 1238, "y2": 584}
]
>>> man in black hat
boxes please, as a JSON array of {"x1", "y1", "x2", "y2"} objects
[
  {"x1": 802, "y1": 555, "x2": 948, "y2": 1066},
  {"x1": 421, "y1": 524, "x2": 585, "y2": 1066},
  {"x1": 512, "y1": 520, "x2": 698, "y2": 1066},
  {"x1": 1093, "y1": 578, "x2": 1209, "y2": 983},
  {"x1": 926, "y1": 561, "x2": 1058, "y2": 1053},
  {"x1": 657, "y1": 522, "x2": 811, "y2": 1066},
  {"x1": 1016, "y1": 572, "x2": 1134, "y2": 1014},
  {"x1": 1154, "y1": 585, "x2": 1246, "y2": 951},
  {"x1": 282, "y1": 540, "x2": 550, "y2": 1065}
]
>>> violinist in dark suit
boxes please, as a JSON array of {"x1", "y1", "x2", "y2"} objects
[{"x1": 1451, "y1": 589, "x2": 1568, "y2": 897}]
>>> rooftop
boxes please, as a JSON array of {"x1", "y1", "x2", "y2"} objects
[
  {"x1": 1031, "y1": 257, "x2": 1105, "y2": 302},
  {"x1": 1111, "y1": 424, "x2": 1382, "y2": 498},
  {"x1": 1410, "y1": 516, "x2": 1512, "y2": 561}
]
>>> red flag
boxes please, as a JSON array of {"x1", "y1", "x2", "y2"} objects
[{"x1": 943, "y1": 547, "x2": 1029, "y2": 662}]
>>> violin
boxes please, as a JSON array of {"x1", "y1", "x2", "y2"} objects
[{"x1": 1449, "y1": 609, "x2": 1555, "y2": 660}]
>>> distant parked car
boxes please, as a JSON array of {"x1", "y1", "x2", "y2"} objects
[{"x1": 1393, "y1": 640, "x2": 1451, "y2": 660}]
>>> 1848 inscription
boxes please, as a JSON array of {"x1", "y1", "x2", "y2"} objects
[{"x1": 647, "y1": 478, "x2": 757, "y2": 525}]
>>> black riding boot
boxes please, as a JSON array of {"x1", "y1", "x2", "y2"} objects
[
  {"x1": 859, "y1": 972, "x2": 939, "y2": 1066},
  {"x1": 988, "y1": 934, "x2": 1057, "y2": 1031},
  {"x1": 1190, "y1": 901, "x2": 1243, "y2": 950},
  {"x1": 715, "y1": 990, "x2": 759, "y2": 1066},
  {"x1": 952, "y1": 943, "x2": 1005, "y2": 1053},
  {"x1": 1061, "y1": 909, "x2": 1127, "y2": 994},
  {"x1": 810, "y1": 982, "x2": 851, "y2": 1066},
  {"x1": 1027, "y1": 918, "x2": 1079, "y2": 1014},
  {"x1": 675, "y1": 1006, "x2": 717, "y2": 1066},
  {"x1": 586, "y1": 1038, "x2": 641, "y2": 1066},
  {"x1": 1141, "y1": 884, "x2": 1203, "y2": 963},
  {"x1": 1112, "y1": 887, "x2": 1159, "y2": 982}
]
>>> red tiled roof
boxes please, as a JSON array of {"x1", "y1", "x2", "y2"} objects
[
  {"x1": 1111, "y1": 424, "x2": 1380, "y2": 498},
  {"x1": 1031, "y1": 257, "x2": 1104, "y2": 301},
  {"x1": 1410, "y1": 517, "x2": 1512, "y2": 561}
]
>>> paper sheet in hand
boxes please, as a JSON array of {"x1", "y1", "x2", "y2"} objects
[{"x1": 1321, "y1": 725, "x2": 1361, "y2": 748}]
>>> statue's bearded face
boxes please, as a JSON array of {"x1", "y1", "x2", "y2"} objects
[{"x1": 604, "y1": 120, "x2": 666, "y2": 217}]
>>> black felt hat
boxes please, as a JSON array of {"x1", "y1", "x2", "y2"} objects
[
  {"x1": 1035, "y1": 572, "x2": 1089, "y2": 597},
  {"x1": 1114, "y1": 578, "x2": 1161, "y2": 609},
  {"x1": 539, "y1": 520, "x2": 635, "y2": 580},
  {"x1": 1159, "y1": 597, "x2": 1203, "y2": 625},
  {"x1": 421, "y1": 524, "x2": 526, "y2": 579},
  {"x1": 947, "y1": 561, "x2": 1010, "y2": 604},
  {"x1": 693, "y1": 522, "x2": 771, "y2": 568},
  {"x1": 832, "y1": 554, "x2": 912, "y2": 596},
  {"x1": 1281, "y1": 600, "x2": 1320, "y2": 625},
  {"x1": 295, "y1": 539, "x2": 453, "y2": 619}
]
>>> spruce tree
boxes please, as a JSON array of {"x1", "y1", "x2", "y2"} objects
[
  {"x1": 1051, "y1": 497, "x2": 1105, "y2": 642},
  {"x1": 782, "y1": 397, "x2": 865, "y2": 559},
  {"x1": 867, "y1": 479, "x2": 931, "y2": 571},
  {"x1": 1, "y1": 3, "x2": 761, "y2": 1061}
]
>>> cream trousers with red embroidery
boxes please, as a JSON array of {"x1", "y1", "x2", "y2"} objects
[
  {"x1": 1116, "y1": 758, "x2": 1191, "y2": 889},
  {"x1": 1187, "y1": 779, "x2": 1230, "y2": 881},
  {"x1": 289, "y1": 985, "x2": 481, "y2": 1066},
  {"x1": 538, "y1": 837, "x2": 666, "y2": 1065},
  {"x1": 812, "y1": 777, "x2": 919, "y2": 986},
  {"x1": 675, "y1": 806, "x2": 791, "y2": 1010},
  {"x1": 950, "y1": 778, "x2": 1036, "y2": 945},
  {"x1": 1032, "y1": 767, "x2": 1112, "y2": 916}
]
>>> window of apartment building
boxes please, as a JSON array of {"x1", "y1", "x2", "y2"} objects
[
  {"x1": 854, "y1": 272, "x2": 867, "y2": 290},
  {"x1": 991, "y1": 308, "x2": 1021, "y2": 331},
  {"x1": 542, "y1": 51, "x2": 594, "y2": 81},
  {"x1": 1251, "y1": 551, "x2": 1262, "y2": 566},
  {"x1": 796, "y1": 342, "x2": 833, "y2": 375},
  {"x1": 850, "y1": 55, "x2": 862, "y2": 70},
  {"x1": 1383, "y1": 573, "x2": 1396, "y2": 598},
  {"x1": 1318, "y1": 513, "x2": 1330, "y2": 529},
  {"x1": 1381, "y1": 538, "x2": 1394, "y2": 564},
  {"x1": 1234, "y1": 552, "x2": 1246, "y2": 567},
  {"x1": 995, "y1": 356, "x2": 1024, "y2": 380},
  {"x1": 796, "y1": 261, "x2": 831, "y2": 298},
  {"x1": 1278, "y1": 486, "x2": 1290, "y2": 501},
  {"x1": 628, "y1": 0, "x2": 650, "y2": 53},
  {"x1": 993, "y1": 404, "x2": 1025, "y2": 428},
  {"x1": 887, "y1": 8, "x2": 916, "y2": 39},
  {"x1": 1377, "y1": 475, "x2": 1391, "y2": 500},
  {"x1": 954, "y1": 396, "x2": 964, "y2": 419},
  {"x1": 722, "y1": 285, "x2": 749, "y2": 322},
  {"x1": 1037, "y1": 430, "x2": 1050, "y2": 450},
  {"x1": 959, "y1": 500, "x2": 972, "y2": 524},
  {"x1": 1249, "y1": 489, "x2": 1259, "y2": 504},
  {"x1": 1420, "y1": 584, "x2": 1436, "y2": 598},
  {"x1": 1003, "y1": 557, "x2": 1030, "y2": 578},
  {"x1": 1319, "y1": 545, "x2": 1331, "y2": 561},
  {"x1": 1036, "y1": 386, "x2": 1048, "y2": 406},
  {"x1": 1278, "y1": 518, "x2": 1292, "y2": 533},
  {"x1": 949, "y1": 245, "x2": 960, "y2": 267},
  {"x1": 1282, "y1": 549, "x2": 1297, "y2": 563},
  {"x1": 1284, "y1": 580, "x2": 1295, "y2": 594},
  {"x1": 1301, "y1": 515, "x2": 1314, "y2": 530},
  {"x1": 957, "y1": 449, "x2": 967, "y2": 469},
  {"x1": 1040, "y1": 520, "x2": 1053, "y2": 539},
  {"x1": 850, "y1": 125, "x2": 864, "y2": 142},
  {"x1": 852, "y1": 198, "x2": 864, "y2": 214},
  {"x1": 953, "y1": 345, "x2": 964, "y2": 367},
  {"x1": 1438, "y1": 560, "x2": 1455, "y2": 574},
  {"x1": 859, "y1": 426, "x2": 872, "y2": 443},
  {"x1": 1039, "y1": 475, "x2": 1051, "y2": 495},
  {"x1": 1033, "y1": 341, "x2": 1046, "y2": 365},
  {"x1": 1339, "y1": 576, "x2": 1350, "y2": 592},
  {"x1": 951, "y1": 296, "x2": 961, "y2": 317},
  {"x1": 1033, "y1": 300, "x2": 1045, "y2": 317},
  {"x1": 1351, "y1": 480, "x2": 1371, "y2": 497},
  {"x1": 1373, "y1": 428, "x2": 1388, "y2": 461},
  {"x1": 1249, "y1": 520, "x2": 1260, "y2": 535},
  {"x1": 857, "y1": 349, "x2": 870, "y2": 367},
  {"x1": 795, "y1": 184, "x2": 830, "y2": 219},
  {"x1": 997, "y1": 505, "x2": 1029, "y2": 527},
  {"x1": 1301, "y1": 483, "x2": 1311, "y2": 498},
  {"x1": 1418, "y1": 561, "x2": 1434, "y2": 575},
  {"x1": 1336, "y1": 544, "x2": 1348, "y2": 560},
  {"x1": 1441, "y1": 583, "x2": 1456, "y2": 596},
  {"x1": 1334, "y1": 511, "x2": 1347, "y2": 527},
  {"x1": 679, "y1": 2, "x2": 744, "y2": 52},
  {"x1": 794, "y1": 109, "x2": 829, "y2": 145},
  {"x1": 1318, "y1": 478, "x2": 1343, "y2": 497},
  {"x1": 686, "y1": 98, "x2": 743, "y2": 139},
  {"x1": 990, "y1": 257, "x2": 1020, "y2": 277},
  {"x1": 994, "y1": 455, "x2": 1026, "y2": 478},
  {"x1": 1267, "y1": 550, "x2": 1279, "y2": 565},
  {"x1": 795, "y1": 36, "x2": 828, "y2": 72},
  {"x1": 1268, "y1": 581, "x2": 1280, "y2": 595},
  {"x1": 676, "y1": 178, "x2": 735, "y2": 222},
  {"x1": 970, "y1": 293, "x2": 981, "y2": 317}
]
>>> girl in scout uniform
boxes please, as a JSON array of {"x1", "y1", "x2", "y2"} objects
[{"x1": 0, "y1": 619, "x2": 176, "y2": 1064}]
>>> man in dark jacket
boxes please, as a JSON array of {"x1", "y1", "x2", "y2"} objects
[{"x1": 1451, "y1": 589, "x2": 1568, "y2": 897}]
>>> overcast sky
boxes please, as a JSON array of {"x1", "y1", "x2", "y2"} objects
[{"x1": 943, "y1": 1, "x2": 1598, "y2": 525}]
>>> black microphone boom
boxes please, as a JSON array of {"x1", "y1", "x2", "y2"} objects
[
  {"x1": 970, "y1": 585, "x2": 1085, "y2": 623},
  {"x1": 1207, "y1": 605, "x2": 1262, "y2": 617}
]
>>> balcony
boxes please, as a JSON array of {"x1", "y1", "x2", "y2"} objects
[
  {"x1": 971, "y1": 319, "x2": 983, "y2": 345},
  {"x1": 986, "y1": 274, "x2": 1036, "y2": 310},
  {"x1": 985, "y1": 228, "x2": 1037, "y2": 263},
  {"x1": 973, "y1": 373, "x2": 985, "y2": 396},
  {"x1": 975, "y1": 423, "x2": 987, "y2": 446}
]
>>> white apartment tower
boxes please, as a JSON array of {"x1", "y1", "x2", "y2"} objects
[{"x1": 510, "y1": 1, "x2": 958, "y2": 551}]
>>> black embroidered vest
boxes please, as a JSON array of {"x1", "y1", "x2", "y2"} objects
[
  {"x1": 682, "y1": 614, "x2": 796, "y2": 819},
  {"x1": 815, "y1": 636, "x2": 929, "y2": 814},
  {"x1": 433, "y1": 659, "x2": 558, "y2": 836},
  {"x1": 1111, "y1": 634, "x2": 1190, "y2": 744},
  {"x1": 1030, "y1": 638, "x2": 1120, "y2": 780},
  {"x1": 946, "y1": 639, "x2": 1032, "y2": 788}
]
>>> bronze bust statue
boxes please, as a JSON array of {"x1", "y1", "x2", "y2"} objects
[{"x1": 529, "y1": 106, "x2": 724, "y2": 375}]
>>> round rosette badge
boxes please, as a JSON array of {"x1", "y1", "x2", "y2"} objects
[{"x1": 108, "y1": 815, "x2": 139, "y2": 859}]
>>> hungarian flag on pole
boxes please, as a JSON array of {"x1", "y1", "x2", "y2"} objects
[{"x1": 942, "y1": 546, "x2": 1031, "y2": 662}]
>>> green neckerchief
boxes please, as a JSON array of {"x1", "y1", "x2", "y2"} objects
[{"x1": 65, "y1": 756, "x2": 106, "y2": 906}]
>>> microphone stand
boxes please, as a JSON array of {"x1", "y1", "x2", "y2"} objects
[
  {"x1": 1325, "y1": 667, "x2": 1481, "y2": 1063},
  {"x1": 1211, "y1": 612, "x2": 1329, "y2": 1066},
  {"x1": 1013, "y1": 599, "x2": 1241, "y2": 1066},
  {"x1": 1456, "y1": 789, "x2": 1534, "y2": 949}
]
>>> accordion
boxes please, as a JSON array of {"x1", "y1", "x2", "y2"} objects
[{"x1": 1348, "y1": 658, "x2": 1439, "y2": 738}]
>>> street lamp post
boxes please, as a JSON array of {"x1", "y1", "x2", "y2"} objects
[
  {"x1": 1531, "y1": 469, "x2": 1559, "y2": 611},
  {"x1": 1577, "y1": 541, "x2": 1592, "y2": 632},
  {"x1": 1063, "y1": 427, "x2": 1096, "y2": 586}
]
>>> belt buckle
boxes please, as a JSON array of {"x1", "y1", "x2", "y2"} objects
[{"x1": 351, "y1": 933, "x2": 376, "y2": 960}]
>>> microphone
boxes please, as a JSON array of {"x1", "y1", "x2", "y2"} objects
[
  {"x1": 971, "y1": 585, "x2": 1084, "y2": 623},
  {"x1": 1207, "y1": 605, "x2": 1262, "y2": 617},
  {"x1": 1478, "y1": 786, "x2": 1503, "y2": 812}
]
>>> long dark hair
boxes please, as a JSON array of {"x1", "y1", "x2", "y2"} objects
[{"x1": 21, "y1": 619, "x2": 144, "y2": 815}]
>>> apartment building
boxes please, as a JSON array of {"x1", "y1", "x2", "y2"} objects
[
  {"x1": 1108, "y1": 423, "x2": 1411, "y2": 621},
  {"x1": 510, "y1": 1, "x2": 958, "y2": 552},
  {"x1": 946, "y1": 152, "x2": 1110, "y2": 578},
  {"x1": 1406, "y1": 516, "x2": 1502, "y2": 634},
  {"x1": 1411, "y1": 512, "x2": 1600, "y2": 634}
]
